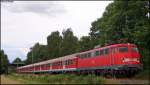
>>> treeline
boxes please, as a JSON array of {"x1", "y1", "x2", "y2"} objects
[
  {"x1": 25, "y1": 29, "x2": 82, "y2": 64},
  {"x1": 24, "y1": 0, "x2": 149, "y2": 70},
  {"x1": 0, "y1": 50, "x2": 9, "y2": 74}
]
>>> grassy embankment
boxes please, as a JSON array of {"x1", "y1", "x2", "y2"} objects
[
  {"x1": 8, "y1": 73, "x2": 105, "y2": 84},
  {"x1": 134, "y1": 70, "x2": 149, "y2": 79}
]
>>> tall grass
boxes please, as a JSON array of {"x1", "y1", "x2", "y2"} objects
[
  {"x1": 10, "y1": 73, "x2": 105, "y2": 84},
  {"x1": 134, "y1": 70, "x2": 149, "y2": 79}
]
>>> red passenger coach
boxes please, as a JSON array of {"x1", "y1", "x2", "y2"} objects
[{"x1": 17, "y1": 43, "x2": 143, "y2": 77}]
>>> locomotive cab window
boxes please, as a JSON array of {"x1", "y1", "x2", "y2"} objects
[
  {"x1": 119, "y1": 47, "x2": 128, "y2": 52},
  {"x1": 132, "y1": 47, "x2": 139, "y2": 52}
]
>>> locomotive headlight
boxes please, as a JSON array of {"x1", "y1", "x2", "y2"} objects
[
  {"x1": 132, "y1": 58, "x2": 140, "y2": 62},
  {"x1": 122, "y1": 58, "x2": 139, "y2": 62},
  {"x1": 122, "y1": 58, "x2": 130, "y2": 62}
]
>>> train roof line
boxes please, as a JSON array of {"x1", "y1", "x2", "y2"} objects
[
  {"x1": 17, "y1": 53, "x2": 78, "y2": 69},
  {"x1": 18, "y1": 43, "x2": 134, "y2": 69}
]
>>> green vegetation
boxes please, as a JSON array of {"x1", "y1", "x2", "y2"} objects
[
  {"x1": 0, "y1": 50, "x2": 9, "y2": 74},
  {"x1": 12, "y1": 57, "x2": 22, "y2": 64},
  {"x1": 134, "y1": 70, "x2": 149, "y2": 79},
  {"x1": 8, "y1": 73, "x2": 105, "y2": 84}
]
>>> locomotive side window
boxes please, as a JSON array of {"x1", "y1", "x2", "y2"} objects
[
  {"x1": 112, "y1": 48, "x2": 118, "y2": 54},
  {"x1": 100, "y1": 50, "x2": 104, "y2": 55},
  {"x1": 104, "y1": 48, "x2": 109, "y2": 55},
  {"x1": 79, "y1": 53, "x2": 91, "y2": 59},
  {"x1": 95, "y1": 50, "x2": 100, "y2": 56},
  {"x1": 119, "y1": 47, "x2": 128, "y2": 52}
]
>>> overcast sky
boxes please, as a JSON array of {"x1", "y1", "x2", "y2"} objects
[{"x1": 1, "y1": 1, "x2": 112, "y2": 63}]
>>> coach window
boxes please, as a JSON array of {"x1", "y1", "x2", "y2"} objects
[
  {"x1": 46, "y1": 64, "x2": 48, "y2": 67},
  {"x1": 119, "y1": 47, "x2": 128, "y2": 52},
  {"x1": 57, "y1": 62, "x2": 59, "y2": 66},
  {"x1": 85, "y1": 54, "x2": 88, "y2": 58},
  {"x1": 65, "y1": 61, "x2": 67, "y2": 65},
  {"x1": 79, "y1": 54, "x2": 83, "y2": 59},
  {"x1": 87, "y1": 53, "x2": 91, "y2": 58},
  {"x1": 68, "y1": 60, "x2": 70, "y2": 65},
  {"x1": 60, "y1": 62, "x2": 62, "y2": 66},
  {"x1": 70, "y1": 60, "x2": 72, "y2": 64},
  {"x1": 65, "y1": 60, "x2": 69, "y2": 65},
  {"x1": 48, "y1": 63, "x2": 51, "y2": 67},
  {"x1": 79, "y1": 54, "x2": 82, "y2": 59},
  {"x1": 70, "y1": 60, "x2": 73, "y2": 64},
  {"x1": 81, "y1": 54, "x2": 84, "y2": 59}
]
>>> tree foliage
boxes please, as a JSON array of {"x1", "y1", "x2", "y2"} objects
[
  {"x1": 47, "y1": 31, "x2": 62, "y2": 59},
  {"x1": 25, "y1": 43, "x2": 49, "y2": 64},
  {"x1": 79, "y1": 36, "x2": 93, "y2": 52},
  {"x1": 61, "y1": 28, "x2": 79, "y2": 56},
  {"x1": 0, "y1": 49, "x2": 9, "y2": 74},
  {"x1": 12, "y1": 57, "x2": 22, "y2": 64}
]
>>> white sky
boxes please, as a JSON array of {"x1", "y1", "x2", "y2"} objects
[{"x1": 1, "y1": 1, "x2": 112, "y2": 62}]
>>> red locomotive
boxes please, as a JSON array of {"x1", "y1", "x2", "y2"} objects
[{"x1": 17, "y1": 43, "x2": 143, "y2": 77}]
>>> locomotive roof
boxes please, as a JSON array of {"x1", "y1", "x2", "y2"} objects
[
  {"x1": 18, "y1": 53, "x2": 78, "y2": 69},
  {"x1": 79, "y1": 43, "x2": 136, "y2": 54}
]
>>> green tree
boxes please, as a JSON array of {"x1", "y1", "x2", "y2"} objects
[
  {"x1": 79, "y1": 36, "x2": 93, "y2": 51},
  {"x1": 61, "y1": 28, "x2": 79, "y2": 56},
  {"x1": 0, "y1": 50, "x2": 9, "y2": 74},
  {"x1": 25, "y1": 43, "x2": 48, "y2": 64},
  {"x1": 47, "y1": 31, "x2": 62, "y2": 59},
  {"x1": 12, "y1": 57, "x2": 22, "y2": 64}
]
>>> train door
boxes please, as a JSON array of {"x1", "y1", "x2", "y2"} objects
[
  {"x1": 63, "y1": 61, "x2": 66, "y2": 69},
  {"x1": 50, "y1": 63, "x2": 52, "y2": 70}
]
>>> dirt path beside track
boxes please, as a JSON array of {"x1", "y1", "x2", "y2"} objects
[
  {"x1": 1, "y1": 75, "x2": 22, "y2": 84},
  {"x1": 105, "y1": 78, "x2": 149, "y2": 84}
]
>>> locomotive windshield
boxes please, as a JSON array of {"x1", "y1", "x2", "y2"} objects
[
  {"x1": 132, "y1": 47, "x2": 139, "y2": 52},
  {"x1": 119, "y1": 47, "x2": 128, "y2": 52}
]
